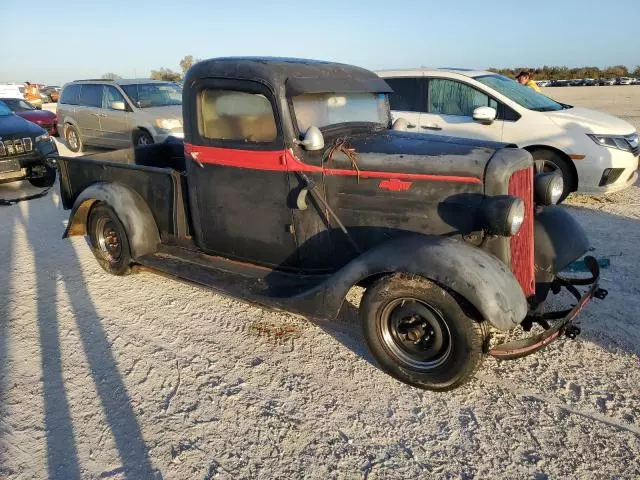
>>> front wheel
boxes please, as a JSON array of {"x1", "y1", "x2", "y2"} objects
[
  {"x1": 134, "y1": 129, "x2": 154, "y2": 147},
  {"x1": 65, "y1": 124, "x2": 84, "y2": 153},
  {"x1": 531, "y1": 149, "x2": 575, "y2": 202},
  {"x1": 361, "y1": 274, "x2": 488, "y2": 391},
  {"x1": 87, "y1": 203, "x2": 132, "y2": 276},
  {"x1": 28, "y1": 165, "x2": 56, "y2": 188}
]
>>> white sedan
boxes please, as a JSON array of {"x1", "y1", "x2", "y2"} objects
[{"x1": 378, "y1": 68, "x2": 639, "y2": 200}]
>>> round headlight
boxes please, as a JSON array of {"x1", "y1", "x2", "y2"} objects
[
  {"x1": 483, "y1": 195, "x2": 525, "y2": 237},
  {"x1": 534, "y1": 172, "x2": 564, "y2": 205}
]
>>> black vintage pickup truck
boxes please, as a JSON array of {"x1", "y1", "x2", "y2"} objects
[{"x1": 55, "y1": 57, "x2": 606, "y2": 390}]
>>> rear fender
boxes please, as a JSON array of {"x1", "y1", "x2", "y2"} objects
[
  {"x1": 323, "y1": 235, "x2": 528, "y2": 330},
  {"x1": 63, "y1": 182, "x2": 160, "y2": 259}
]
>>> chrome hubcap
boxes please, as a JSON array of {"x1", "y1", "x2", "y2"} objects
[
  {"x1": 137, "y1": 135, "x2": 150, "y2": 145},
  {"x1": 379, "y1": 298, "x2": 452, "y2": 371},
  {"x1": 68, "y1": 130, "x2": 78, "y2": 149}
]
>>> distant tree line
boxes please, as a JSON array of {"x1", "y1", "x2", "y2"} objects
[
  {"x1": 489, "y1": 65, "x2": 640, "y2": 80},
  {"x1": 150, "y1": 55, "x2": 201, "y2": 82}
]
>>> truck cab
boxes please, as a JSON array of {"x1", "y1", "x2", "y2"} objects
[{"x1": 55, "y1": 58, "x2": 606, "y2": 391}]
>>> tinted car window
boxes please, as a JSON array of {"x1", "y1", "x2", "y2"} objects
[
  {"x1": 199, "y1": 89, "x2": 277, "y2": 143},
  {"x1": 102, "y1": 86, "x2": 127, "y2": 110},
  {"x1": 385, "y1": 77, "x2": 426, "y2": 112},
  {"x1": 428, "y1": 79, "x2": 493, "y2": 117},
  {"x1": 79, "y1": 84, "x2": 103, "y2": 108},
  {"x1": 60, "y1": 84, "x2": 81, "y2": 105}
]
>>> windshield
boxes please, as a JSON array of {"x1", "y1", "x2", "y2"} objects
[
  {"x1": 1, "y1": 98, "x2": 35, "y2": 111},
  {"x1": 292, "y1": 93, "x2": 389, "y2": 132},
  {"x1": 474, "y1": 74, "x2": 565, "y2": 112},
  {"x1": 0, "y1": 102, "x2": 12, "y2": 116},
  {"x1": 121, "y1": 83, "x2": 182, "y2": 108}
]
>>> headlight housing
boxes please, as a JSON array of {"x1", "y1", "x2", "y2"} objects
[
  {"x1": 154, "y1": 118, "x2": 183, "y2": 131},
  {"x1": 534, "y1": 172, "x2": 564, "y2": 205},
  {"x1": 587, "y1": 133, "x2": 637, "y2": 152},
  {"x1": 35, "y1": 133, "x2": 51, "y2": 143},
  {"x1": 482, "y1": 195, "x2": 525, "y2": 237}
]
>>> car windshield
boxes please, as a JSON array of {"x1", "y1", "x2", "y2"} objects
[
  {"x1": 121, "y1": 82, "x2": 182, "y2": 108},
  {"x1": 474, "y1": 74, "x2": 565, "y2": 112},
  {"x1": 292, "y1": 93, "x2": 389, "y2": 132},
  {"x1": 1, "y1": 98, "x2": 35, "y2": 111},
  {"x1": 0, "y1": 102, "x2": 12, "y2": 116}
]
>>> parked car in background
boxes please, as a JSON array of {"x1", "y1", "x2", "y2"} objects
[
  {"x1": 582, "y1": 78, "x2": 597, "y2": 86},
  {"x1": 0, "y1": 98, "x2": 58, "y2": 136},
  {"x1": 0, "y1": 100, "x2": 57, "y2": 187},
  {"x1": 379, "y1": 68, "x2": 639, "y2": 200},
  {"x1": 599, "y1": 78, "x2": 616, "y2": 86},
  {"x1": 41, "y1": 86, "x2": 60, "y2": 103},
  {"x1": 0, "y1": 83, "x2": 23, "y2": 98},
  {"x1": 618, "y1": 77, "x2": 634, "y2": 85},
  {"x1": 57, "y1": 78, "x2": 183, "y2": 152},
  {"x1": 536, "y1": 80, "x2": 551, "y2": 88}
]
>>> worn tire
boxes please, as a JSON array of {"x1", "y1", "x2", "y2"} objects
[
  {"x1": 65, "y1": 124, "x2": 84, "y2": 153},
  {"x1": 28, "y1": 165, "x2": 56, "y2": 188},
  {"x1": 361, "y1": 274, "x2": 488, "y2": 391},
  {"x1": 87, "y1": 203, "x2": 132, "y2": 276},
  {"x1": 531, "y1": 148, "x2": 575, "y2": 202},
  {"x1": 134, "y1": 129, "x2": 154, "y2": 147}
]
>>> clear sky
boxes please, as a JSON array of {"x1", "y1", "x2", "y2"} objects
[{"x1": 2, "y1": 0, "x2": 638, "y2": 85}]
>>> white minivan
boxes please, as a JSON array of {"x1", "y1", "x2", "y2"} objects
[{"x1": 378, "y1": 69, "x2": 639, "y2": 199}]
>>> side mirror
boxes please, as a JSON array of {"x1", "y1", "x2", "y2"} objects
[
  {"x1": 473, "y1": 106, "x2": 497, "y2": 124},
  {"x1": 296, "y1": 126, "x2": 324, "y2": 151},
  {"x1": 110, "y1": 101, "x2": 126, "y2": 111}
]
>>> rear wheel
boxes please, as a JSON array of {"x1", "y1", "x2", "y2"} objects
[
  {"x1": 361, "y1": 274, "x2": 488, "y2": 391},
  {"x1": 531, "y1": 148, "x2": 575, "y2": 202},
  {"x1": 65, "y1": 124, "x2": 84, "y2": 153},
  {"x1": 134, "y1": 129, "x2": 154, "y2": 147},
  {"x1": 87, "y1": 203, "x2": 132, "y2": 276},
  {"x1": 28, "y1": 165, "x2": 56, "y2": 188}
]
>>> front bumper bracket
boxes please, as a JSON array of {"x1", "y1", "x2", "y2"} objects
[{"x1": 489, "y1": 256, "x2": 607, "y2": 360}]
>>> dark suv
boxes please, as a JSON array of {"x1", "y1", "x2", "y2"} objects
[{"x1": 0, "y1": 101, "x2": 57, "y2": 187}]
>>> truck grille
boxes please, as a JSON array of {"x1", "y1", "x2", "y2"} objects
[
  {"x1": 0, "y1": 138, "x2": 33, "y2": 157},
  {"x1": 508, "y1": 167, "x2": 535, "y2": 297}
]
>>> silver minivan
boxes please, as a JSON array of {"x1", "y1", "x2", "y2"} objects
[{"x1": 56, "y1": 79, "x2": 183, "y2": 152}]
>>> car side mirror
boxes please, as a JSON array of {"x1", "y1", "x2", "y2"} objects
[
  {"x1": 110, "y1": 101, "x2": 126, "y2": 111},
  {"x1": 473, "y1": 106, "x2": 497, "y2": 124},
  {"x1": 296, "y1": 126, "x2": 324, "y2": 151}
]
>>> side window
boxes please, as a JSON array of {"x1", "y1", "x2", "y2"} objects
[
  {"x1": 79, "y1": 84, "x2": 103, "y2": 108},
  {"x1": 385, "y1": 77, "x2": 425, "y2": 112},
  {"x1": 428, "y1": 79, "x2": 492, "y2": 117},
  {"x1": 60, "y1": 84, "x2": 80, "y2": 105},
  {"x1": 199, "y1": 89, "x2": 277, "y2": 143},
  {"x1": 102, "y1": 86, "x2": 127, "y2": 110}
]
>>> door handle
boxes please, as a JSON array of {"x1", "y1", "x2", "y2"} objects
[{"x1": 422, "y1": 124, "x2": 442, "y2": 131}]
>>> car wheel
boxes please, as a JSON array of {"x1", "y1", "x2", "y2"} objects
[
  {"x1": 531, "y1": 149, "x2": 576, "y2": 202},
  {"x1": 134, "y1": 130, "x2": 154, "y2": 147},
  {"x1": 28, "y1": 165, "x2": 57, "y2": 188},
  {"x1": 361, "y1": 274, "x2": 488, "y2": 391},
  {"x1": 65, "y1": 124, "x2": 84, "y2": 153},
  {"x1": 87, "y1": 203, "x2": 132, "y2": 276}
]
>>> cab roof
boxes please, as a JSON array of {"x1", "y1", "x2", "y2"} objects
[{"x1": 185, "y1": 57, "x2": 392, "y2": 95}]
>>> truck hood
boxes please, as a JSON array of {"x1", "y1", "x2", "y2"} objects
[
  {"x1": 546, "y1": 107, "x2": 636, "y2": 135},
  {"x1": 0, "y1": 113, "x2": 46, "y2": 139},
  {"x1": 331, "y1": 129, "x2": 506, "y2": 179}
]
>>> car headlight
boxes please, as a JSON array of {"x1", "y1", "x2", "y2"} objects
[
  {"x1": 482, "y1": 195, "x2": 525, "y2": 237},
  {"x1": 534, "y1": 172, "x2": 564, "y2": 205},
  {"x1": 35, "y1": 133, "x2": 51, "y2": 143},
  {"x1": 154, "y1": 118, "x2": 182, "y2": 131},
  {"x1": 587, "y1": 133, "x2": 636, "y2": 152}
]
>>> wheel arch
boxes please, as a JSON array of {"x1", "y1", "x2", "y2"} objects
[
  {"x1": 524, "y1": 144, "x2": 579, "y2": 191},
  {"x1": 320, "y1": 236, "x2": 528, "y2": 331},
  {"x1": 131, "y1": 126, "x2": 154, "y2": 145},
  {"x1": 63, "y1": 182, "x2": 160, "y2": 259}
]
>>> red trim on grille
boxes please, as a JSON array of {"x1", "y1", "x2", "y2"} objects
[{"x1": 508, "y1": 168, "x2": 535, "y2": 297}]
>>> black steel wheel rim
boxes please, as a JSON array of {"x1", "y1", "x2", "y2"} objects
[
  {"x1": 95, "y1": 216, "x2": 122, "y2": 263},
  {"x1": 379, "y1": 298, "x2": 452, "y2": 371}
]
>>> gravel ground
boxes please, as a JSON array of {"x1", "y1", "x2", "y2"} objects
[{"x1": 0, "y1": 87, "x2": 639, "y2": 479}]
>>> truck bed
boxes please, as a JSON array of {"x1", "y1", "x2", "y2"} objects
[{"x1": 56, "y1": 143, "x2": 191, "y2": 239}]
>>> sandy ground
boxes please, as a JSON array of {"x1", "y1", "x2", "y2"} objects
[{"x1": 0, "y1": 87, "x2": 639, "y2": 479}]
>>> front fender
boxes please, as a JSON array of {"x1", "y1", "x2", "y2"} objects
[
  {"x1": 63, "y1": 182, "x2": 160, "y2": 259},
  {"x1": 323, "y1": 235, "x2": 528, "y2": 330}
]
